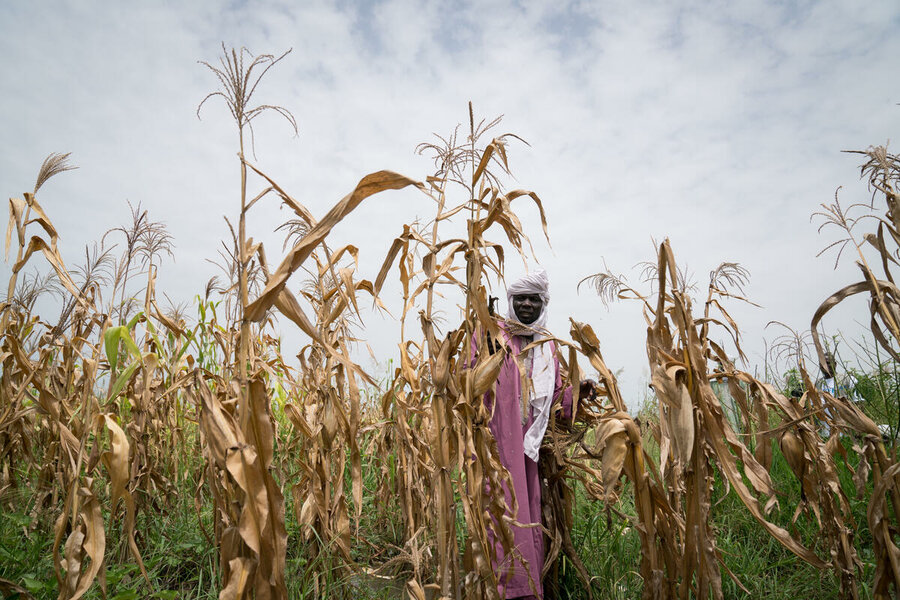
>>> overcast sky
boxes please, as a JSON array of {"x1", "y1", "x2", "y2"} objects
[{"x1": 2, "y1": 1, "x2": 899, "y2": 407}]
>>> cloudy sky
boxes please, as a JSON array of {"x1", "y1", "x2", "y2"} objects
[{"x1": 2, "y1": 1, "x2": 899, "y2": 406}]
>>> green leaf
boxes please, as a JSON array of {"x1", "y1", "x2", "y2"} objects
[
  {"x1": 5, "y1": 512, "x2": 31, "y2": 527},
  {"x1": 105, "y1": 564, "x2": 135, "y2": 586},
  {"x1": 104, "y1": 325, "x2": 126, "y2": 374},
  {"x1": 111, "y1": 589, "x2": 138, "y2": 600},
  {"x1": 173, "y1": 327, "x2": 197, "y2": 364},
  {"x1": 108, "y1": 358, "x2": 141, "y2": 402},
  {"x1": 120, "y1": 328, "x2": 142, "y2": 361},
  {"x1": 106, "y1": 570, "x2": 122, "y2": 586},
  {"x1": 125, "y1": 310, "x2": 144, "y2": 330}
]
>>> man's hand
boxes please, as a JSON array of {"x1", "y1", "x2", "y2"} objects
[{"x1": 579, "y1": 379, "x2": 598, "y2": 401}]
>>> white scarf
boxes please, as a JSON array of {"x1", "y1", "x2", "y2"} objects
[{"x1": 506, "y1": 269, "x2": 555, "y2": 462}]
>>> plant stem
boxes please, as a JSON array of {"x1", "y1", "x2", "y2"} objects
[{"x1": 238, "y1": 126, "x2": 250, "y2": 417}]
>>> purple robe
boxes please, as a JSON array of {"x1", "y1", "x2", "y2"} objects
[{"x1": 484, "y1": 330, "x2": 572, "y2": 599}]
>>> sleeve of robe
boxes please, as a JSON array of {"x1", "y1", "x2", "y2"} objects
[{"x1": 554, "y1": 346, "x2": 574, "y2": 423}]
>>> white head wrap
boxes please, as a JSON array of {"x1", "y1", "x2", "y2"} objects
[{"x1": 505, "y1": 269, "x2": 555, "y2": 461}]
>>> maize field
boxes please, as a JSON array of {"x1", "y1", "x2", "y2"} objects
[{"x1": 2, "y1": 46, "x2": 900, "y2": 600}]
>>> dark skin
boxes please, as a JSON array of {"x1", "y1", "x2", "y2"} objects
[
  {"x1": 820, "y1": 352, "x2": 836, "y2": 379},
  {"x1": 511, "y1": 293, "x2": 597, "y2": 402},
  {"x1": 511, "y1": 293, "x2": 543, "y2": 326}
]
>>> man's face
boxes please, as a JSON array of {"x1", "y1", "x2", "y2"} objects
[
  {"x1": 512, "y1": 294, "x2": 543, "y2": 325},
  {"x1": 821, "y1": 353, "x2": 836, "y2": 378}
]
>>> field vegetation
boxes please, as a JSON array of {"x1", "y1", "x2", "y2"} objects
[{"x1": 2, "y1": 46, "x2": 900, "y2": 600}]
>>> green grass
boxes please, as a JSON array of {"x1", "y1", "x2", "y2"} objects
[
  {"x1": 0, "y1": 431, "x2": 884, "y2": 600},
  {"x1": 541, "y1": 434, "x2": 878, "y2": 600}
]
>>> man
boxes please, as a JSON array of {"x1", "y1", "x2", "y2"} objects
[
  {"x1": 484, "y1": 269, "x2": 595, "y2": 599},
  {"x1": 816, "y1": 350, "x2": 864, "y2": 437}
]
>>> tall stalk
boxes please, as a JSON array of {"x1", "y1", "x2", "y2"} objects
[
  {"x1": 238, "y1": 125, "x2": 250, "y2": 408},
  {"x1": 198, "y1": 44, "x2": 297, "y2": 600},
  {"x1": 199, "y1": 45, "x2": 296, "y2": 415}
]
